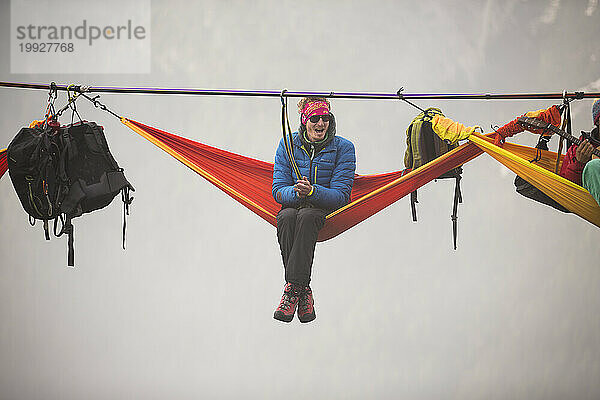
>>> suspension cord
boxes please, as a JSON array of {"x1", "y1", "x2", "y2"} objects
[
  {"x1": 66, "y1": 85, "x2": 84, "y2": 125},
  {"x1": 397, "y1": 87, "x2": 426, "y2": 112},
  {"x1": 280, "y1": 89, "x2": 301, "y2": 181},
  {"x1": 43, "y1": 82, "x2": 58, "y2": 127},
  {"x1": 79, "y1": 92, "x2": 122, "y2": 120},
  {"x1": 554, "y1": 92, "x2": 573, "y2": 173},
  {"x1": 0, "y1": 81, "x2": 597, "y2": 101},
  {"x1": 52, "y1": 84, "x2": 86, "y2": 120}
]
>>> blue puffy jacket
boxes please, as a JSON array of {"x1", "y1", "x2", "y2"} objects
[{"x1": 272, "y1": 130, "x2": 356, "y2": 211}]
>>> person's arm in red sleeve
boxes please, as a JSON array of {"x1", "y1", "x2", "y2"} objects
[{"x1": 560, "y1": 142, "x2": 589, "y2": 186}]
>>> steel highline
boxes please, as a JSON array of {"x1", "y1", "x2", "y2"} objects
[{"x1": 0, "y1": 81, "x2": 598, "y2": 101}]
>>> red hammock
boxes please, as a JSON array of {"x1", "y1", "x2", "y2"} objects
[
  {"x1": 0, "y1": 121, "x2": 487, "y2": 241},
  {"x1": 122, "y1": 119, "x2": 484, "y2": 241},
  {"x1": 0, "y1": 149, "x2": 7, "y2": 180}
]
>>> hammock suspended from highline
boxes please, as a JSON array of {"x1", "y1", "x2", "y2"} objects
[{"x1": 1, "y1": 105, "x2": 599, "y2": 239}]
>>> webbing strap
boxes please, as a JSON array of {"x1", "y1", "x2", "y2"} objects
[
  {"x1": 451, "y1": 175, "x2": 462, "y2": 250},
  {"x1": 555, "y1": 102, "x2": 570, "y2": 173},
  {"x1": 410, "y1": 190, "x2": 418, "y2": 222},
  {"x1": 566, "y1": 102, "x2": 573, "y2": 141},
  {"x1": 43, "y1": 220, "x2": 50, "y2": 240},
  {"x1": 64, "y1": 216, "x2": 74, "y2": 267},
  {"x1": 122, "y1": 186, "x2": 133, "y2": 250},
  {"x1": 280, "y1": 94, "x2": 301, "y2": 181}
]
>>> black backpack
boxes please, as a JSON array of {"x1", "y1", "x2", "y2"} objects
[
  {"x1": 404, "y1": 108, "x2": 463, "y2": 249},
  {"x1": 512, "y1": 133, "x2": 573, "y2": 213},
  {"x1": 8, "y1": 121, "x2": 65, "y2": 221},
  {"x1": 7, "y1": 120, "x2": 134, "y2": 266}
]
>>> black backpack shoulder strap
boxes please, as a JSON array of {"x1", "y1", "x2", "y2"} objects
[
  {"x1": 410, "y1": 190, "x2": 418, "y2": 222},
  {"x1": 451, "y1": 174, "x2": 462, "y2": 250},
  {"x1": 65, "y1": 215, "x2": 75, "y2": 267}
]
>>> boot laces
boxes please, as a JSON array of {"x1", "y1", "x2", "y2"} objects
[
  {"x1": 298, "y1": 289, "x2": 313, "y2": 314},
  {"x1": 278, "y1": 286, "x2": 299, "y2": 312}
]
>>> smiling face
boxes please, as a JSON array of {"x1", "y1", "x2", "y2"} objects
[{"x1": 305, "y1": 114, "x2": 329, "y2": 142}]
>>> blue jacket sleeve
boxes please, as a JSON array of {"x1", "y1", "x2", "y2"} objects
[
  {"x1": 310, "y1": 138, "x2": 356, "y2": 210},
  {"x1": 272, "y1": 138, "x2": 301, "y2": 207}
]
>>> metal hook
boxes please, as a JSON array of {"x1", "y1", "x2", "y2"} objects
[
  {"x1": 562, "y1": 89, "x2": 568, "y2": 105},
  {"x1": 67, "y1": 84, "x2": 76, "y2": 102},
  {"x1": 280, "y1": 88, "x2": 288, "y2": 106},
  {"x1": 396, "y1": 86, "x2": 426, "y2": 113},
  {"x1": 43, "y1": 82, "x2": 59, "y2": 125},
  {"x1": 47, "y1": 81, "x2": 58, "y2": 104},
  {"x1": 78, "y1": 92, "x2": 121, "y2": 119},
  {"x1": 396, "y1": 87, "x2": 404, "y2": 98}
]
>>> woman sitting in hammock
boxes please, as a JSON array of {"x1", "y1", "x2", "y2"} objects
[
  {"x1": 560, "y1": 99, "x2": 600, "y2": 206},
  {"x1": 272, "y1": 97, "x2": 356, "y2": 323}
]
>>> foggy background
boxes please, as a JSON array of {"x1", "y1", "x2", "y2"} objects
[{"x1": 1, "y1": 0, "x2": 600, "y2": 399}]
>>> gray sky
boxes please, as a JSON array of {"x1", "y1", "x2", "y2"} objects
[{"x1": 1, "y1": 1, "x2": 600, "y2": 399}]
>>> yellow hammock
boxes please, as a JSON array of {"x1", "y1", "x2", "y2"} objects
[{"x1": 432, "y1": 115, "x2": 600, "y2": 228}]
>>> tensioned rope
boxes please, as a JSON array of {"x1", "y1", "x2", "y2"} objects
[{"x1": 1, "y1": 81, "x2": 599, "y2": 101}]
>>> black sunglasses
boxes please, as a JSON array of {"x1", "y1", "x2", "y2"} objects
[{"x1": 308, "y1": 114, "x2": 332, "y2": 123}]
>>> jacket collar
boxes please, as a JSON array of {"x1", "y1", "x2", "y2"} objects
[{"x1": 292, "y1": 132, "x2": 336, "y2": 154}]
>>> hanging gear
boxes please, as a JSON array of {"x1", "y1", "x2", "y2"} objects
[
  {"x1": 513, "y1": 134, "x2": 570, "y2": 213},
  {"x1": 404, "y1": 107, "x2": 463, "y2": 249},
  {"x1": 513, "y1": 101, "x2": 566, "y2": 211},
  {"x1": 7, "y1": 122, "x2": 66, "y2": 227},
  {"x1": 7, "y1": 84, "x2": 66, "y2": 240},
  {"x1": 7, "y1": 89, "x2": 133, "y2": 266},
  {"x1": 58, "y1": 121, "x2": 134, "y2": 251}
]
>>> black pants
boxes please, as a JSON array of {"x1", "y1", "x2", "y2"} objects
[{"x1": 276, "y1": 207, "x2": 327, "y2": 287}]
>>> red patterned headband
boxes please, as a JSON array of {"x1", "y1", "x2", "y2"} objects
[{"x1": 301, "y1": 101, "x2": 330, "y2": 125}]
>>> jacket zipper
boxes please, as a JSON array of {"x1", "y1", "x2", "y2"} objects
[
  {"x1": 308, "y1": 144, "x2": 315, "y2": 183},
  {"x1": 300, "y1": 142, "x2": 326, "y2": 184}
]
